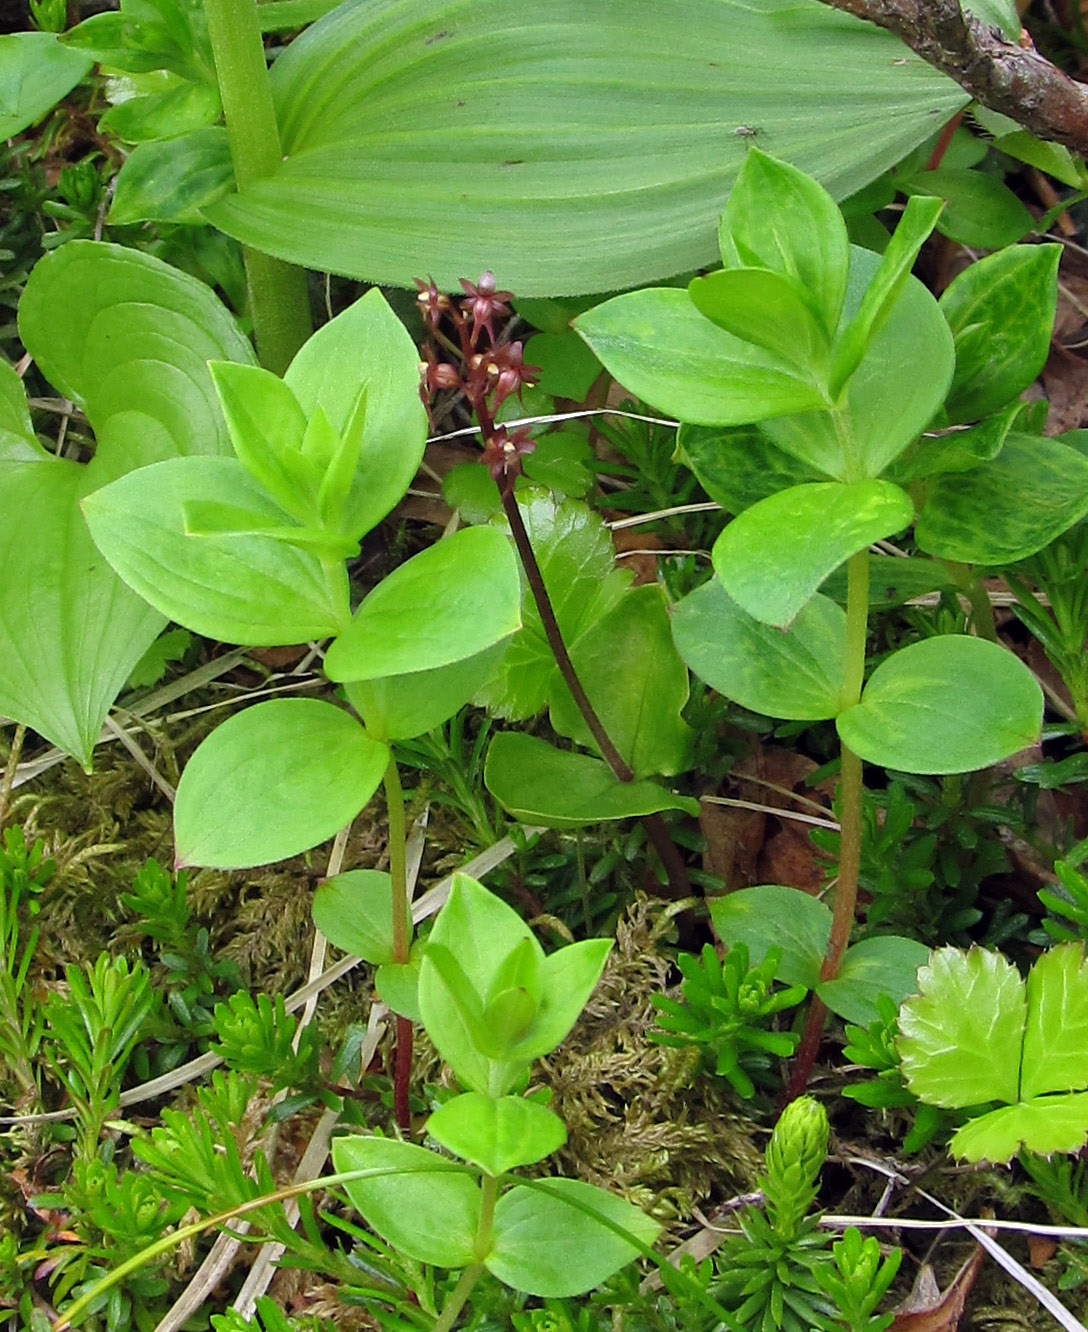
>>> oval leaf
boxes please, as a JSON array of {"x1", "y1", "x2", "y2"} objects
[
  {"x1": 202, "y1": 0, "x2": 965, "y2": 295},
  {"x1": 671, "y1": 580, "x2": 847, "y2": 720},
  {"x1": 713, "y1": 480, "x2": 913, "y2": 627},
  {"x1": 312, "y1": 869, "x2": 406, "y2": 965},
  {"x1": 836, "y1": 636, "x2": 1043, "y2": 775},
  {"x1": 488, "y1": 1179, "x2": 660, "y2": 1297},
  {"x1": 817, "y1": 935, "x2": 929, "y2": 1026},
  {"x1": 426, "y1": 1093, "x2": 567, "y2": 1175},
  {"x1": 574, "y1": 288, "x2": 827, "y2": 427},
  {"x1": 346, "y1": 644, "x2": 506, "y2": 742},
  {"x1": 325, "y1": 526, "x2": 521, "y2": 681},
  {"x1": 332, "y1": 1136, "x2": 480, "y2": 1268},
  {"x1": 484, "y1": 732, "x2": 698, "y2": 830},
  {"x1": 174, "y1": 699, "x2": 388, "y2": 868},
  {"x1": 710, "y1": 884, "x2": 829, "y2": 990},
  {"x1": 0, "y1": 33, "x2": 91, "y2": 139},
  {"x1": 915, "y1": 433, "x2": 1088, "y2": 566}
]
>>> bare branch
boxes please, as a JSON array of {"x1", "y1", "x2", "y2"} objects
[{"x1": 814, "y1": 0, "x2": 1088, "y2": 157}]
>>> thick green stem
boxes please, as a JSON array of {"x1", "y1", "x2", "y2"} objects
[
  {"x1": 202, "y1": 0, "x2": 311, "y2": 372},
  {"x1": 432, "y1": 1264, "x2": 485, "y2": 1332},
  {"x1": 785, "y1": 550, "x2": 869, "y2": 1103}
]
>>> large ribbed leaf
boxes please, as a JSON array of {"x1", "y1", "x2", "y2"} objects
[{"x1": 203, "y1": 0, "x2": 966, "y2": 295}]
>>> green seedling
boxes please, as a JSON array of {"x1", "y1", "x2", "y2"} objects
[
  {"x1": 650, "y1": 942, "x2": 807, "y2": 1098},
  {"x1": 576, "y1": 148, "x2": 1056, "y2": 1093},
  {"x1": 331, "y1": 874, "x2": 660, "y2": 1326},
  {"x1": 897, "y1": 942, "x2": 1088, "y2": 1162}
]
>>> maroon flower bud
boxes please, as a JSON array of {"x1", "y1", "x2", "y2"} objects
[
  {"x1": 414, "y1": 276, "x2": 452, "y2": 330},
  {"x1": 487, "y1": 340, "x2": 539, "y2": 408},
  {"x1": 481, "y1": 425, "x2": 536, "y2": 497},
  {"x1": 459, "y1": 270, "x2": 512, "y2": 345},
  {"x1": 419, "y1": 349, "x2": 464, "y2": 400}
]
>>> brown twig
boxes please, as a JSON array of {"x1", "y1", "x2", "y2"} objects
[{"x1": 814, "y1": 0, "x2": 1088, "y2": 155}]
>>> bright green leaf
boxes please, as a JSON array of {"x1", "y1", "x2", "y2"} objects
[
  {"x1": 173, "y1": 699, "x2": 388, "y2": 869},
  {"x1": 713, "y1": 480, "x2": 913, "y2": 627},
  {"x1": 345, "y1": 644, "x2": 506, "y2": 742},
  {"x1": 717, "y1": 147, "x2": 849, "y2": 337},
  {"x1": 508, "y1": 939, "x2": 613, "y2": 1062},
  {"x1": 828, "y1": 194, "x2": 943, "y2": 397},
  {"x1": 488, "y1": 1179, "x2": 660, "y2": 1297},
  {"x1": 0, "y1": 33, "x2": 91, "y2": 139},
  {"x1": 83, "y1": 457, "x2": 350, "y2": 644},
  {"x1": 950, "y1": 1093, "x2": 1088, "y2": 1165},
  {"x1": 427, "y1": 1093, "x2": 567, "y2": 1175},
  {"x1": 99, "y1": 81, "x2": 221, "y2": 143},
  {"x1": 548, "y1": 585, "x2": 694, "y2": 778},
  {"x1": 312, "y1": 869, "x2": 407, "y2": 966},
  {"x1": 574, "y1": 288, "x2": 827, "y2": 427},
  {"x1": 688, "y1": 268, "x2": 830, "y2": 379},
  {"x1": 836, "y1": 635, "x2": 1043, "y2": 774},
  {"x1": 710, "y1": 884, "x2": 829, "y2": 989},
  {"x1": 332, "y1": 1136, "x2": 480, "y2": 1268},
  {"x1": 1021, "y1": 944, "x2": 1088, "y2": 1099},
  {"x1": 898, "y1": 946, "x2": 1026, "y2": 1108},
  {"x1": 375, "y1": 946, "x2": 424, "y2": 1022},
  {"x1": 325, "y1": 527, "x2": 521, "y2": 681},
  {"x1": 671, "y1": 581, "x2": 847, "y2": 720}
]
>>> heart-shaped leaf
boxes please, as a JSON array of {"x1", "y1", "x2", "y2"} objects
[
  {"x1": 672, "y1": 581, "x2": 847, "y2": 720},
  {"x1": 3, "y1": 243, "x2": 253, "y2": 764},
  {"x1": 836, "y1": 635, "x2": 1043, "y2": 775},
  {"x1": 713, "y1": 480, "x2": 913, "y2": 627},
  {"x1": 173, "y1": 699, "x2": 388, "y2": 868},
  {"x1": 202, "y1": 1, "x2": 965, "y2": 295}
]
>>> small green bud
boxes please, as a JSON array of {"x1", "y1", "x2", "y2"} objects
[{"x1": 763, "y1": 1095, "x2": 829, "y2": 1237}]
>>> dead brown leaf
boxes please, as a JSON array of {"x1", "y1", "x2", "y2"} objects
[{"x1": 890, "y1": 1246, "x2": 985, "y2": 1332}]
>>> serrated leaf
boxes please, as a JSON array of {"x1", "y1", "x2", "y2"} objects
[
  {"x1": 324, "y1": 526, "x2": 521, "y2": 681},
  {"x1": 475, "y1": 495, "x2": 630, "y2": 720},
  {"x1": 427, "y1": 1093, "x2": 567, "y2": 1175},
  {"x1": 1021, "y1": 943, "x2": 1088, "y2": 1099},
  {"x1": 202, "y1": 1, "x2": 965, "y2": 296},
  {"x1": 898, "y1": 946, "x2": 1026, "y2": 1108},
  {"x1": 488, "y1": 1179, "x2": 660, "y2": 1297},
  {"x1": 915, "y1": 433, "x2": 1088, "y2": 566},
  {"x1": 671, "y1": 580, "x2": 846, "y2": 720},
  {"x1": 949, "y1": 1093, "x2": 1088, "y2": 1164},
  {"x1": 174, "y1": 699, "x2": 388, "y2": 869},
  {"x1": 836, "y1": 635, "x2": 1043, "y2": 774},
  {"x1": 332, "y1": 1136, "x2": 480, "y2": 1268},
  {"x1": 548, "y1": 585, "x2": 694, "y2": 778},
  {"x1": 713, "y1": 480, "x2": 913, "y2": 627},
  {"x1": 484, "y1": 733, "x2": 698, "y2": 830}
]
